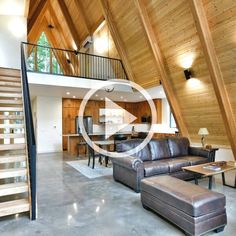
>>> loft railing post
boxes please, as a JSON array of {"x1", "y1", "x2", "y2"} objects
[{"x1": 21, "y1": 42, "x2": 37, "y2": 220}]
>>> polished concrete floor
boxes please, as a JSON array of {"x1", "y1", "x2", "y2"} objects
[{"x1": 0, "y1": 152, "x2": 236, "y2": 236}]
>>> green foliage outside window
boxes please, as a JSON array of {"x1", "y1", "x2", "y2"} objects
[{"x1": 27, "y1": 32, "x2": 62, "y2": 74}]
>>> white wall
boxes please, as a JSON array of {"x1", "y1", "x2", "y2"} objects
[
  {"x1": 162, "y1": 98, "x2": 170, "y2": 127},
  {"x1": 0, "y1": 15, "x2": 27, "y2": 69},
  {"x1": 35, "y1": 96, "x2": 62, "y2": 153}
]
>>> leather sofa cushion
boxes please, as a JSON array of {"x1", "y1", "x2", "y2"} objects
[
  {"x1": 141, "y1": 176, "x2": 226, "y2": 217},
  {"x1": 116, "y1": 139, "x2": 151, "y2": 161},
  {"x1": 143, "y1": 158, "x2": 190, "y2": 176},
  {"x1": 149, "y1": 139, "x2": 171, "y2": 160},
  {"x1": 168, "y1": 137, "x2": 190, "y2": 157},
  {"x1": 181, "y1": 155, "x2": 208, "y2": 165},
  {"x1": 144, "y1": 160, "x2": 169, "y2": 177},
  {"x1": 167, "y1": 158, "x2": 190, "y2": 173}
]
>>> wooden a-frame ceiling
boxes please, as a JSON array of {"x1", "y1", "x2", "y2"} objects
[{"x1": 27, "y1": 0, "x2": 236, "y2": 160}]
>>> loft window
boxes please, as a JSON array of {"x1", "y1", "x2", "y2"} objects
[{"x1": 27, "y1": 32, "x2": 62, "y2": 74}]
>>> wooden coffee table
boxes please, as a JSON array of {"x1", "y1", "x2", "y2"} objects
[{"x1": 182, "y1": 161, "x2": 236, "y2": 190}]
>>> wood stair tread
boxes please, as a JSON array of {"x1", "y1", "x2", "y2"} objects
[
  {"x1": 0, "y1": 100, "x2": 22, "y2": 105},
  {"x1": 0, "y1": 93, "x2": 22, "y2": 98},
  {"x1": 0, "y1": 143, "x2": 25, "y2": 151},
  {"x1": 0, "y1": 133, "x2": 25, "y2": 138},
  {"x1": 0, "y1": 87, "x2": 22, "y2": 92},
  {"x1": 0, "y1": 199, "x2": 29, "y2": 217},
  {"x1": 0, "y1": 115, "x2": 24, "y2": 120},
  {"x1": 0, "y1": 76, "x2": 21, "y2": 82},
  {"x1": 0, "y1": 155, "x2": 26, "y2": 164},
  {"x1": 0, "y1": 107, "x2": 23, "y2": 111},
  {"x1": 0, "y1": 124, "x2": 24, "y2": 129},
  {"x1": 0, "y1": 68, "x2": 20, "y2": 77},
  {"x1": 0, "y1": 168, "x2": 27, "y2": 179},
  {"x1": 0, "y1": 81, "x2": 21, "y2": 87},
  {"x1": 0, "y1": 182, "x2": 28, "y2": 197}
]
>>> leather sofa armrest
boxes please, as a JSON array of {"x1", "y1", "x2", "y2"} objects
[
  {"x1": 112, "y1": 156, "x2": 144, "y2": 171},
  {"x1": 188, "y1": 147, "x2": 218, "y2": 162}
]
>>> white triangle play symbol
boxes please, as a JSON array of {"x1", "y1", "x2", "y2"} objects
[{"x1": 105, "y1": 97, "x2": 137, "y2": 139}]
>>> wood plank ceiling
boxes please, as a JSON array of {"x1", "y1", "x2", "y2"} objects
[{"x1": 27, "y1": 0, "x2": 236, "y2": 157}]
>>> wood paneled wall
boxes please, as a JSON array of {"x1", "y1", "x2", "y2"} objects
[
  {"x1": 62, "y1": 98, "x2": 162, "y2": 149},
  {"x1": 142, "y1": 0, "x2": 228, "y2": 145}
]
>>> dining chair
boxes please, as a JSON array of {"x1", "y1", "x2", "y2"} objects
[
  {"x1": 113, "y1": 134, "x2": 127, "y2": 151},
  {"x1": 88, "y1": 135, "x2": 105, "y2": 169}
]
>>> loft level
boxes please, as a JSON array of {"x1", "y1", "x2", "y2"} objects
[{"x1": 23, "y1": 42, "x2": 128, "y2": 81}]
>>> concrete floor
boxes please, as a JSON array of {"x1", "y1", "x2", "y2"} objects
[{"x1": 0, "y1": 152, "x2": 236, "y2": 236}]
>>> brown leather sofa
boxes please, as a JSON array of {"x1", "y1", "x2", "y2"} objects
[{"x1": 112, "y1": 137, "x2": 217, "y2": 192}]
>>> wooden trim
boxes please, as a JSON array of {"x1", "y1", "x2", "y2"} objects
[
  {"x1": 48, "y1": 3, "x2": 78, "y2": 74},
  {"x1": 28, "y1": 0, "x2": 47, "y2": 35},
  {"x1": 74, "y1": 0, "x2": 91, "y2": 35},
  {"x1": 48, "y1": 3, "x2": 70, "y2": 49},
  {"x1": 24, "y1": 0, "x2": 30, "y2": 17},
  {"x1": 99, "y1": 0, "x2": 135, "y2": 82},
  {"x1": 91, "y1": 16, "x2": 105, "y2": 35},
  {"x1": 134, "y1": 0, "x2": 189, "y2": 138},
  {"x1": 189, "y1": 0, "x2": 236, "y2": 160},
  {"x1": 56, "y1": 0, "x2": 80, "y2": 49}
]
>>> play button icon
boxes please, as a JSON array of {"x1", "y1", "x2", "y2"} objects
[{"x1": 105, "y1": 97, "x2": 137, "y2": 139}]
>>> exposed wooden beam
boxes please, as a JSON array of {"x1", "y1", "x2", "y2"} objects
[
  {"x1": 56, "y1": 0, "x2": 80, "y2": 49},
  {"x1": 28, "y1": 0, "x2": 47, "y2": 35},
  {"x1": 48, "y1": 3, "x2": 70, "y2": 49},
  {"x1": 24, "y1": 0, "x2": 30, "y2": 17},
  {"x1": 91, "y1": 16, "x2": 105, "y2": 35},
  {"x1": 189, "y1": 0, "x2": 236, "y2": 159},
  {"x1": 48, "y1": 4, "x2": 78, "y2": 75},
  {"x1": 134, "y1": 0, "x2": 189, "y2": 138},
  {"x1": 74, "y1": 0, "x2": 91, "y2": 35},
  {"x1": 99, "y1": 0, "x2": 135, "y2": 82}
]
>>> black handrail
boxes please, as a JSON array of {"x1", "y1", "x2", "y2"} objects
[
  {"x1": 22, "y1": 42, "x2": 128, "y2": 81},
  {"x1": 21, "y1": 43, "x2": 37, "y2": 220},
  {"x1": 24, "y1": 42, "x2": 122, "y2": 61}
]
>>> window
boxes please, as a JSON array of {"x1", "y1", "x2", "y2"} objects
[{"x1": 27, "y1": 32, "x2": 62, "y2": 74}]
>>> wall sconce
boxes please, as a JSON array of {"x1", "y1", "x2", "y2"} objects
[
  {"x1": 198, "y1": 128, "x2": 209, "y2": 148},
  {"x1": 184, "y1": 69, "x2": 192, "y2": 80}
]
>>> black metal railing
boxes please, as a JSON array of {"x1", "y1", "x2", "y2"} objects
[
  {"x1": 21, "y1": 43, "x2": 37, "y2": 220},
  {"x1": 22, "y1": 42, "x2": 128, "y2": 81}
]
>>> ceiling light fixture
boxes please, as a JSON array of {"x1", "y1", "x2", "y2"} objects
[
  {"x1": 66, "y1": 92, "x2": 70, "y2": 95},
  {"x1": 48, "y1": 24, "x2": 54, "y2": 29}
]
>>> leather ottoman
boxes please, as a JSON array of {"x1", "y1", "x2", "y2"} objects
[{"x1": 141, "y1": 176, "x2": 227, "y2": 236}]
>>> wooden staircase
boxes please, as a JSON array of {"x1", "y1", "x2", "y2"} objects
[{"x1": 0, "y1": 68, "x2": 30, "y2": 218}]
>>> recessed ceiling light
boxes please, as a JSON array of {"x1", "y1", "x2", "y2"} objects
[
  {"x1": 66, "y1": 92, "x2": 70, "y2": 95},
  {"x1": 120, "y1": 96, "x2": 123, "y2": 99},
  {"x1": 139, "y1": 95, "x2": 143, "y2": 98},
  {"x1": 73, "y1": 96, "x2": 76, "y2": 99},
  {"x1": 100, "y1": 98, "x2": 104, "y2": 100},
  {"x1": 95, "y1": 94, "x2": 98, "y2": 97}
]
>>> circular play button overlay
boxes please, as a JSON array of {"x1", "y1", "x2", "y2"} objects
[{"x1": 78, "y1": 80, "x2": 157, "y2": 158}]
